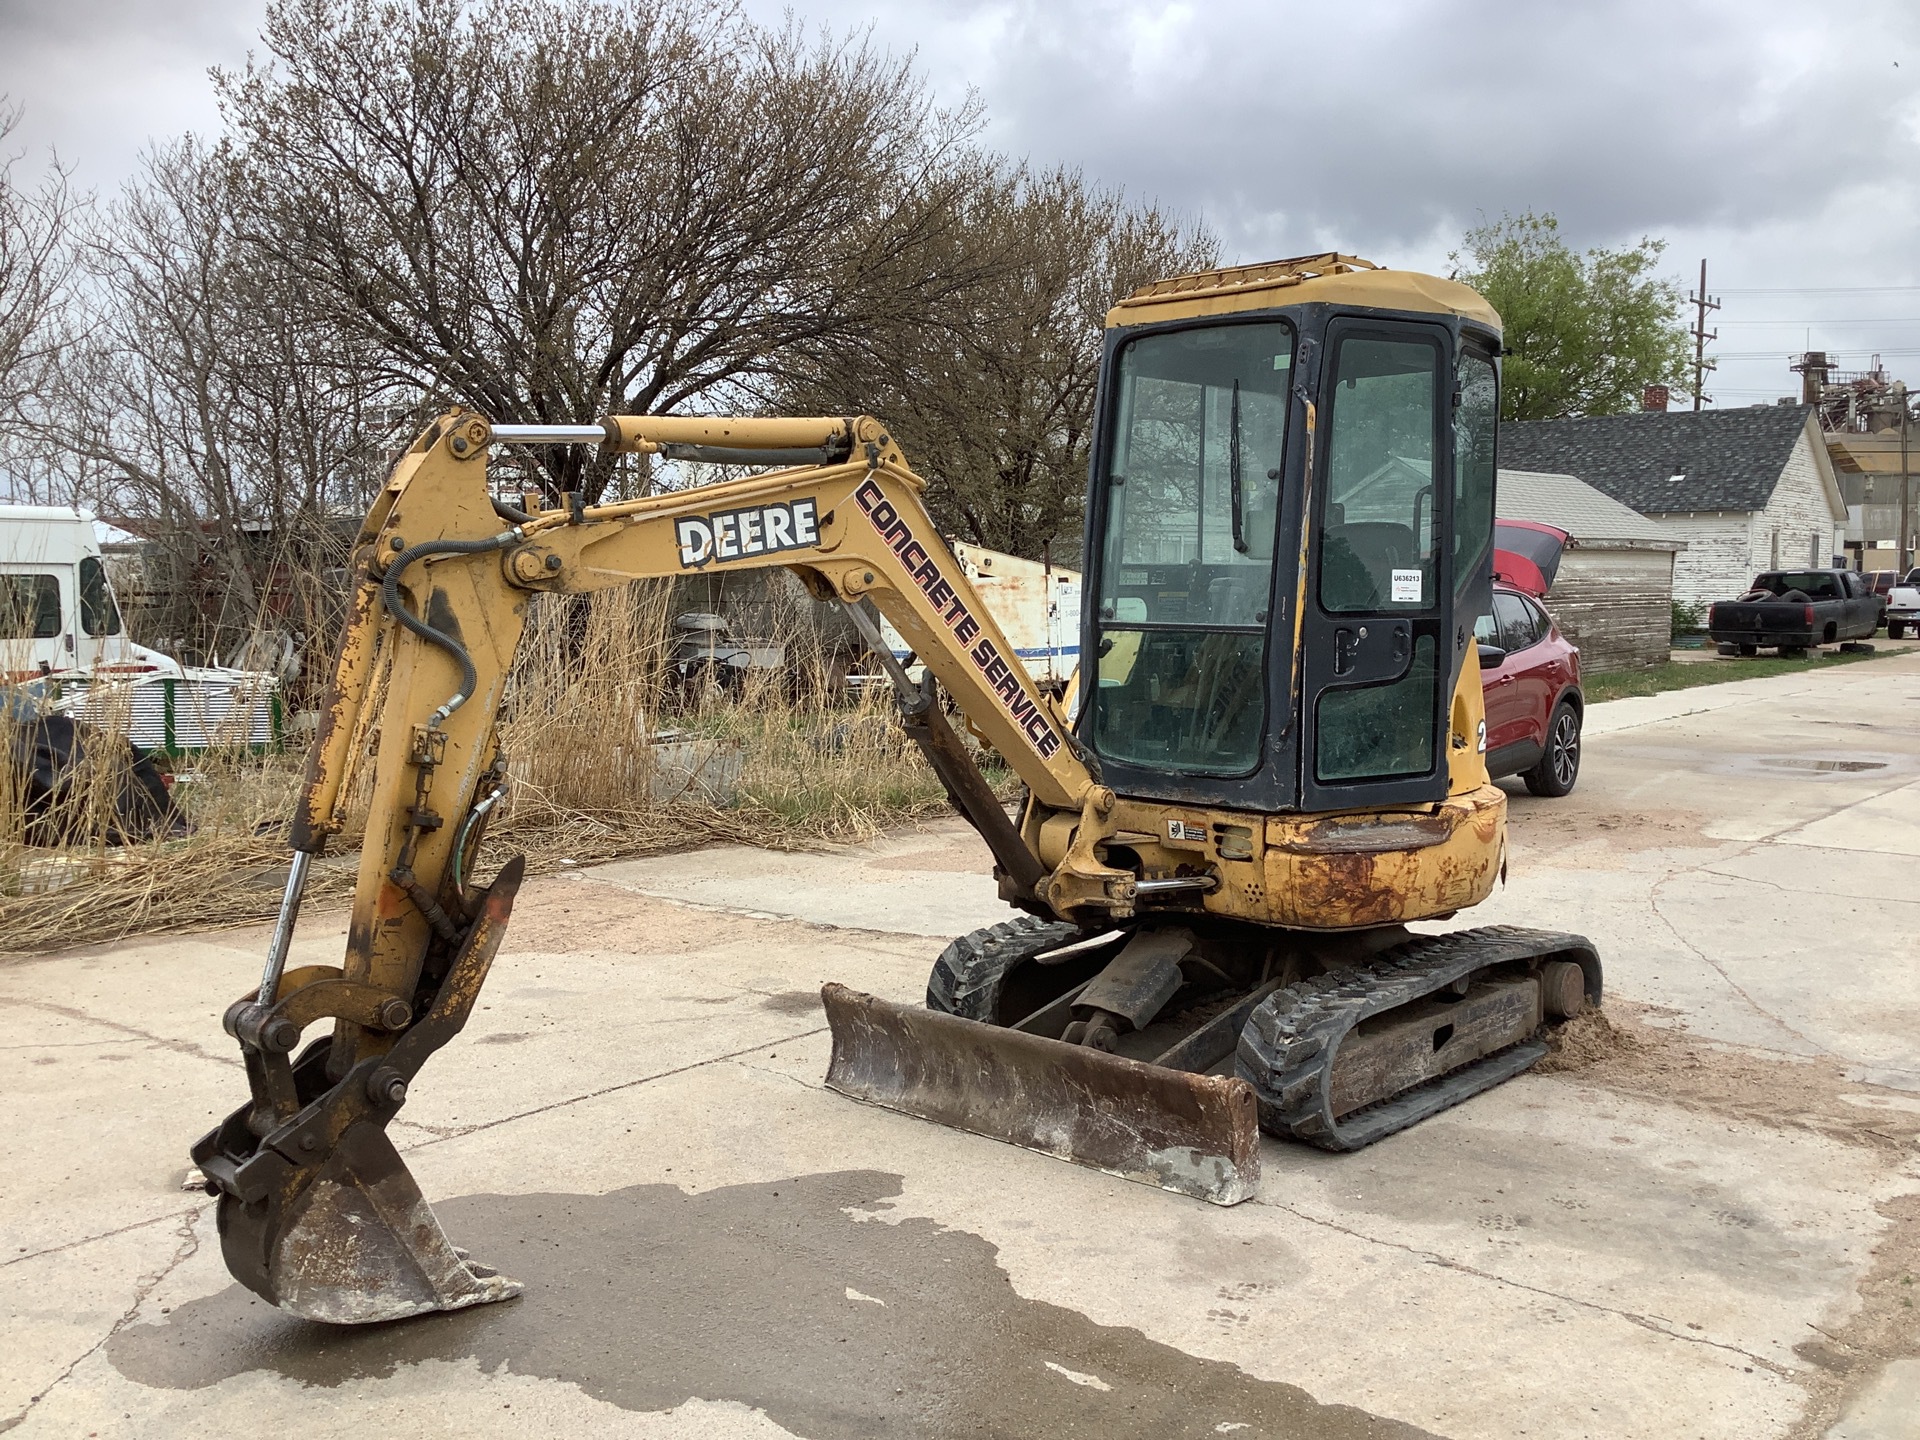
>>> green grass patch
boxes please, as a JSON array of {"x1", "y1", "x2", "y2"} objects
[{"x1": 1583, "y1": 646, "x2": 1902, "y2": 703}]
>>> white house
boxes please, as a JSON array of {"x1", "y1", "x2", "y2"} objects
[{"x1": 1501, "y1": 405, "x2": 1847, "y2": 607}]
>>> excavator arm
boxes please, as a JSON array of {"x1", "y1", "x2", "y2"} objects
[{"x1": 194, "y1": 410, "x2": 1135, "y2": 1322}]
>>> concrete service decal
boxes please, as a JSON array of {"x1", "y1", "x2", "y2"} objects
[{"x1": 853, "y1": 477, "x2": 1062, "y2": 761}]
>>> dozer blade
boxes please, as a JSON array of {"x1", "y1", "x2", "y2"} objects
[
  {"x1": 821, "y1": 982, "x2": 1260, "y2": 1205},
  {"x1": 194, "y1": 859, "x2": 527, "y2": 1324}
]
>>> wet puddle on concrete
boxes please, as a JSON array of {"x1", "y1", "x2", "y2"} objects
[
  {"x1": 110, "y1": 1170, "x2": 1436, "y2": 1439},
  {"x1": 1710, "y1": 751, "x2": 1907, "y2": 780},
  {"x1": 1755, "y1": 757, "x2": 1888, "y2": 774}
]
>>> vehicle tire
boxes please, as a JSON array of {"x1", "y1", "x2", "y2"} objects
[
  {"x1": 926, "y1": 914, "x2": 1086, "y2": 1025},
  {"x1": 1737, "y1": 643, "x2": 1757, "y2": 657},
  {"x1": 1781, "y1": 645, "x2": 1808, "y2": 658},
  {"x1": 1523, "y1": 702, "x2": 1581, "y2": 798},
  {"x1": 1891, "y1": 619, "x2": 1907, "y2": 640}
]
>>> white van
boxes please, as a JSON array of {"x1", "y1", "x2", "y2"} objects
[
  {"x1": 0, "y1": 506, "x2": 280, "y2": 752},
  {"x1": 0, "y1": 505, "x2": 179, "y2": 679}
]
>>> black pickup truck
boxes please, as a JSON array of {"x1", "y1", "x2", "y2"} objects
[{"x1": 1707, "y1": 569, "x2": 1885, "y2": 655}]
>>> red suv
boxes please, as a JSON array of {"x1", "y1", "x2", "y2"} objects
[{"x1": 1475, "y1": 583, "x2": 1583, "y2": 796}]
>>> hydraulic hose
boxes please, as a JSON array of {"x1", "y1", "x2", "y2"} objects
[
  {"x1": 451, "y1": 785, "x2": 507, "y2": 893},
  {"x1": 379, "y1": 530, "x2": 521, "y2": 728}
]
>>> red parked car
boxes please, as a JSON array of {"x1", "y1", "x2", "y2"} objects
[{"x1": 1478, "y1": 522, "x2": 1584, "y2": 797}]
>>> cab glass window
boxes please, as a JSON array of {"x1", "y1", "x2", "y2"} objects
[
  {"x1": 0, "y1": 574, "x2": 61, "y2": 639},
  {"x1": 80, "y1": 557, "x2": 121, "y2": 637},
  {"x1": 1314, "y1": 635, "x2": 1437, "y2": 781},
  {"x1": 1091, "y1": 321, "x2": 1295, "y2": 776},
  {"x1": 1453, "y1": 353, "x2": 1497, "y2": 602},
  {"x1": 1319, "y1": 337, "x2": 1442, "y2": 613},
  {"x1": 1098, "y1": 322, "x2": 1294, "y2": 627}
]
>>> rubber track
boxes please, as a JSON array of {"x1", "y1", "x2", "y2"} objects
[
  {"x1": 1235, "y1": 925, "x2": 1602, "y2": 1153},
  {"x1": 926, "y1": 914, "x2": 1081, "y2": 1022}
]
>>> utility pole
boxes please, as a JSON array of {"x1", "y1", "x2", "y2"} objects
[
  {"x1": 1687, "y1": 258, "x2": 1720, "y2": 411},
  {"x1": 1902, "y1": 393, "x2": 1912, "y2": 575}
]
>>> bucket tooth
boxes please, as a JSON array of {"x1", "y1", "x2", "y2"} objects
[{"x1": 821, "y1": 982, "x2": 1259, "y2": 1205}]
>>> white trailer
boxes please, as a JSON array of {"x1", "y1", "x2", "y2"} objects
[{"x1": 873, "y1": 541, "x2": 1081, "y2": 690}]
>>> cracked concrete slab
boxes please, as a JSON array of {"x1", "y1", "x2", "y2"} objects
[
  {"x1": 0, "y1": 1017, "x2": 229, "y2": 1257},
  {"x1": 1, "y1": 654, "x2": 1916, "y2": 1438},
  {"x1": 584, "y1": 826, "x2": 1008, "y2": 937}
]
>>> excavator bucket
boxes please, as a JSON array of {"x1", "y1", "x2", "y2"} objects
[
  {"x1": 194, "y1": 860, "x2": 527, "y2": 1324},
  {"x1": 216, "y1": 1115, "x2": 521, "y2": 1324},
  {"x1": 821, "y1": 983, "x2": 1260, "y2": 1205}
]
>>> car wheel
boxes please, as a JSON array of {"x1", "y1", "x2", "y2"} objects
[
  {"x1": 1523, "y1": 702, "x2": 1581, "y2": 798},
  {"x1": 1781, "y1": 645, "x2": 1808, "y2": 658},
  {"x1": 1891, "y1": 620, "x2": 1907, "y2": 640},
  {"x1": 1737, "y1": 643, "x2": 1757, "y2": 657}
]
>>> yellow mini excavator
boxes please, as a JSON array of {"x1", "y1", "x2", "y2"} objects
[{"x1": 194, "y1": 254, "x2": 1600, "y2": 1324}]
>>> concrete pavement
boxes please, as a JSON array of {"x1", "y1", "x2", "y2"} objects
[{"x1": 2, "y1": 651, "x2": 1917, "y2": 1439}]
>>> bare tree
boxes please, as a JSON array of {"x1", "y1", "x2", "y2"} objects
[
  {"x1": 0, "y1": 99, "x2": 82, "y2": 494},
  {"x1": 781, "y1": 166, "x2": 1217, "y2": 560},
  {"x1": 17, "y1": 0, "x2": 1214, "y2": 688},
  {"x1": 217, "y1": 0, "x2": 996, "y2": 502},
  {"x1": 49, "y1": 139, "x2": 391, "y2": 671}
]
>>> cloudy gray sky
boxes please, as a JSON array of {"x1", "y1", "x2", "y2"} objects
[{"x1": 5, "y1": 0, "x2": 1919, "y2": 406}]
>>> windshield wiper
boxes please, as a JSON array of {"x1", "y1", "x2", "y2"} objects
[{"x1": 1229, "y1": 379, "x2": 1248, "y2": 554}]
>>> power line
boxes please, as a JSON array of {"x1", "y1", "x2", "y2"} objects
[
  {"x1": 1715, "y1": 347, "x2": 1920, "y2": 359},
  {"x1": 1717, "y1": 285, "x2": 1920, "y2": 295},
  {"x1": 1717, "y1": 317, "x2": 1920, "y2": 325}
]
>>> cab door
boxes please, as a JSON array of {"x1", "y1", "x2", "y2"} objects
[{"x1": 1298, "y1": 321, "x2": 1455, "y2": 811}]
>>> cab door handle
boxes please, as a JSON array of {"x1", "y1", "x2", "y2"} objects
[{"x1": 1333, "y1": 628, "x2": 1358, "y2": 676}]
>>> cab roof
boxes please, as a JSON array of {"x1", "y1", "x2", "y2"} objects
[{"x1": 1107, "y1": 253, "x2": 1501, "y2": 333}]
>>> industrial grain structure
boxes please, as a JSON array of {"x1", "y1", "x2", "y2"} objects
[
  {"x1": 1496, "y1": 469, "x2": 1682, "y2": 671},
  {"x1": 1502, "y1": 405, "x2": 1847, "y2": 608}
]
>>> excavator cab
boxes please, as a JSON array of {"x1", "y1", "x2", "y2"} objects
[
  {"x1": 823, "y1": 258, "x2": 1594, "y2": 1198},
  {"x1": 1084, "y1": 264, "x2": 1498, "y2": 814},
  {"x1": 194, "y1": 254, "x2": 1598, "y2": 1326}
]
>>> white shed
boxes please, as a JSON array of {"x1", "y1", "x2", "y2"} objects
[{"x1": 1496, "y1": 469, "x2": 1684, "y2": 671}]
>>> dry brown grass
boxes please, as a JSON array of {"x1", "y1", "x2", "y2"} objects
[{"x1": 0, "y1": 583, "x2": 993, "y2": 957}]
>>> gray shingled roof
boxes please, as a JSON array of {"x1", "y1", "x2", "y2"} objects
[
  {"x1": 1496, "y1": 469, "x2": 1677, "y2": 545},
  {"x1": 1500, "y1": 405, "x2": 1814, "y2": 515}
]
